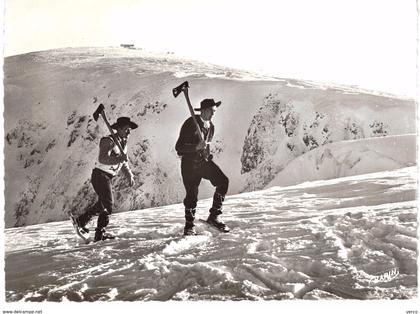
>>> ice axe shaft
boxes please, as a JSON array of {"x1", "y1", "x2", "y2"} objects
[
  {"x1": 92, "y1": 103, "x2": 127, "y2": 160},
  {"x1": 172, "y1": 81, "x2": 204, "y2": 143},
  {"x1": 173, "y1": 81, "x2": 212, "y2": 161}
]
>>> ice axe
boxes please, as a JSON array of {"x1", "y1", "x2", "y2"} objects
[
  {"x1": 92, "y1": 103, "x2": 127, "y2": 161},
  {"x1": 172, "y1": 81, "x2": 203, "y2": 142},
  {"x1": 172, "y1": 81, "x2": 211, "y2": 160}
]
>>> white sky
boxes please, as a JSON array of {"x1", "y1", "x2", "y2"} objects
[{"x1": 2, "y1": 0, "x2": 419, "y2": 97}]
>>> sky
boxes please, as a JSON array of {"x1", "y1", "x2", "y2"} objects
[{"x1": 2, "y1": 0, "x2": 419, "y2": 96}]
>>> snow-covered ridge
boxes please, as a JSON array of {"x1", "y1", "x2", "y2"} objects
[
  {"x1": 17, "y1": 46, "x2": 278, "y2": 81},
  {"x1": 5, "y1": 167, "x2": 417, "y2": 301},
  {"x1": 12, "y1": 46, "x2": 414, "y2": 97},
  {"x1": 239, "y1": 91, "x2": 415, "y2": 192},
  {"x1": 267, "y1": 134, "x2": 416, "y2": 188}
]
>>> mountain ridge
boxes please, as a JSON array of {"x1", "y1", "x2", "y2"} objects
[{"x1": 3, "y1": 47, "x2": 416, "y2": 227}]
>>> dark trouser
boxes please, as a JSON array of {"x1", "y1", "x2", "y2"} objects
[
  {"x1": 78, "y1": 168, "x2": 114, "y2": 230},
  {"x1": 181, "y1": 158, "x2": 229, "y2": 223}
]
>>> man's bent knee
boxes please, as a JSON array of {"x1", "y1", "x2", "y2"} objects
[{"x1": 217, "y1": 175, "x2": 229, "y2": 195}]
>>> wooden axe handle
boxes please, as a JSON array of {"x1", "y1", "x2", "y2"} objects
[{"x1": 182, "y1": 88, "x2": 204, "y2": 142}]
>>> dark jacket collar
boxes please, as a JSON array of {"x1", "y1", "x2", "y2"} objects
[{"x1": 195, "y1": 115, "x2": 213, "y2": 130}]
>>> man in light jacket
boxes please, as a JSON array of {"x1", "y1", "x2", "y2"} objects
[{"x1": 73, "y1": 116, "x2": 137, "y2": 242}]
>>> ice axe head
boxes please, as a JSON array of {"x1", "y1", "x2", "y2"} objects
[
  {"x1": 93, "y1": 103, "x2": 105, "y2": 121},
  {"x1": 172, "y1": 81, "x2": 189, "y2": 98}
]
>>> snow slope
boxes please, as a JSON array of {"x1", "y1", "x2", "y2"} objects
[
  {"x1": 3, "y1": 47, "x2": 416, "y2": 227},
  {"x1": 4, "y1": 167, "x2": 417, "y2": 301},
  {"x1": 267, "y1": 134, "x2": 416, "y2": 188}
]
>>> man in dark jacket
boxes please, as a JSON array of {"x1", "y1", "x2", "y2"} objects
[
  {"x1": 72, "y1": 117, "x2": 137, "y2": 242},
  {"x1": 175, "y1": 98, "x2": 229, "y2": 235}
]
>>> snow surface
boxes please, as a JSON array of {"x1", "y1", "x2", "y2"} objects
[{"x1": 5, "y1": 167, "x2": 417, "y2": 302}]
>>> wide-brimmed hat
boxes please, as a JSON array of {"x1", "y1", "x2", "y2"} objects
[
  {"x1": 194, "y1": 98, "x2": 221, "y2": 111},
  {"x1": 111, "y1": 117, "x2": 138, "y2": 130}
]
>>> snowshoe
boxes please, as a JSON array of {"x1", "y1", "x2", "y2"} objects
[
  {"x1": 94, "y1": 228, "x2": 116, "y2": 242},
  {"x1": 69, "y1": 213, "x2": 90, "y2": 243},
  {"x1": 103, "y1": 232, "x2": 116, "y2": 240},
  {"x1": 200, "y1": 216, "x2": 230, "y2": 233},
  {"x1": 183, "y1": 222, "x2": 197, "y2": 236}
]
